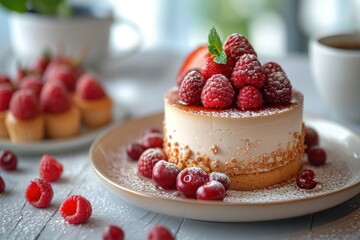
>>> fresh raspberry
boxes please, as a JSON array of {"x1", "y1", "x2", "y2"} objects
[
  {"x1": 44, "y1": 57, "x2": 84, "y2": 84},
  {"x1": 307, "y1": 146, "x2": 327, "y2": 166},
  {"x1": 59, "y1": 195, "x2": 92, "y2": 224},
  {"x1": 0, "y1": 74, "x2": 11, "y2": 85},
  {"x1": 223, "y1": 33, "x2": 257, "y2": 62},
  {"x1": 179, "y1": 70, "x2": 206, "y2": 105},
  {"x1": 236, "y1": 85, "x2": 263, "y2": 110},
  {"x1": 0, "y1": 150, "x2": 17, "y2": 171},
  {"x1": 20, "y1": 76, "x2": 43, "y2": 98},
  {"x1": 0, "y1": 175, "x2": 5, "y2": 193},
  {"x1": 176, "y1": 167, "x2": 209, "y2": 198},
  {"x1": 103, "y1": 225, "x2": 125, "y2": 240},
  {"x1": 39, "y1": 154, "x2": 63, "y2": 182},
  {"x1": 209, "y1": 172, "x2": 231, "y2": 191},
  {"x1": 24, "y1": 178, "x2": 54, "y2": 208},
  {"x1": 196, "y1": 180, "x2": 226, "y2": 201},
  {"x1": 230, "y1": 54, "x2": 266, "y2": 89},
  {"x1": 76, "y1": 74, "x2": 106, "y2": 100},
  {"x1": 305, "y1": 127, "x2": 319, "y2": 152},
  {"x1": 9, "y1": 89, "x2": 40, "y2": 120},
  {"x1": 142, "y1": 132, "x2": 164, "y2": 149},
  {"x1": 262, "y1": 72, "x2": 292, "y2": 105},
  {"x1": 296, "y1": 169, "x2": 317, "y2": 190},
  {"x1": 48, "y1": 65, "x2": 77, "y2": 92},
  {"x1": 0, "y1": 85, "x2": 14, "y2": 111},
  {"x1": 40, "y1": 81, "x2": 71, "y2": 113},
  {"x1": 201, "y1": 74, "x2": 235, "y2": 109},
  {"x1": 126, "y1": 142, "x2": 146, "y2": 160},
  {"x1": 152, "y1": 160, "x2": 180, "y2": 190},
  {"x1": 263, "y1": 61, "x2": 284, "y2": 77},
  {"x1": 176, "y1": 68, "x2": 201, "y2": 87},
  {"x1": 201, "y1": 52, "x2": 235, "y2": 80},
  {"x1": 138, "y1": 148, "x2": 167, "y2": 178},
  {"x1": 147, "y1": 225, "x2": 174, "y2": 240}
]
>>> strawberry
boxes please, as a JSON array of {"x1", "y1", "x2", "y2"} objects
[{"x1": 76, "y1": 74, "x2": 106, "y2": 100}]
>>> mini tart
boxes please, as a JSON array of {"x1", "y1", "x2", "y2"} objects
[
  {"x1": 0, "y1": 110, "x2": 9, "y2": 138},
  {"x1": 44, "y1": 105, "x2": 80, "y2": 139},
  {"x1": 5, "y1": 112, "x2": 44, "y2": 143},
  {"x1": 73, "y1": 95, "x2": 112, "y2": 128}
]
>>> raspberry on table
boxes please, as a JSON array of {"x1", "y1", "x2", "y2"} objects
[
  {"x1": 0, "y1": 150, "x2": 17, "y2": 171},
  {"x1": 223, "y1": 33, "x2": 257, "y2": 62},
  {"x1": 231, "y1": 54, "x2": 266, "y2": 89},
  {"x1": 147, "y1": 225, "x2": 175, "y2": 240},
  {"x1": 103, "y1": 225, "x2": 125, "y2": 240},
  {"x1": 0, "y1": 175, "x2": 5, "y2": 193},
  {"x1": 263, "y1": 61, "x2": 284, "y2": 77},
  {"x1": 236, "y1": 85, "x2": 263, "y2": 110},
  {"x1": 262, "y1": 71, "x2": 292, "y2": 105},
  {"x1": 152, "y1": 160, "x2": 180, "y2": 190},
  {"x1": 307, "y1": 146, "x2": 327, "y2": 166},
  {"x1": 201, "y1": 74, "x2": 235, "y2": 109},
  {"x1": 196, "y1": 180, "x2": 226, "y2": 201},
  {"x1": 138, "y1": 148, "x2": 167, "y2": 178},
  {"x1": 24, "y1": 178, "x2": 54, "y2": 208},
  {"x1": 179, "y1": 70, "x2": 206, "y2": 105},
  {"x1": 59, "y1": 194, "x2": 92, "y2": 224},
  {"x1": 39, "y1": 154, "x2": 63, "y2": 182}
]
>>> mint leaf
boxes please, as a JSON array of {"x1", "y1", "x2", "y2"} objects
[
  {"x1": 31, "y1": 0, "x2": 65, "y2": 15},
  {"x1": 0, "y1": 0, "x2": 27, "y2": 13},
  {"x1": 214, "y1": 51, "x2": 227, "y2": 64}
]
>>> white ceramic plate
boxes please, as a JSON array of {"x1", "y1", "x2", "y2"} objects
[
  {"x1": 90, "y1": 113, "x2": 360, "y2": 222},
  {"x1": 0, "y1": 105, "x2": 128, "y2": 155}
]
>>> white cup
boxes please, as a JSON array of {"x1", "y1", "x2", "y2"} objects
[
  {"x1": 310, "y1": 33, "x2": 360, "y2": 121},
  {"x1": 8, "y1": 5, "x2": 141, "y2": 69}
]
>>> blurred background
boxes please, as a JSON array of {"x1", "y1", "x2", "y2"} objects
[{"x1": 1, "y1": 0, "x2": 359, "y2": 57}]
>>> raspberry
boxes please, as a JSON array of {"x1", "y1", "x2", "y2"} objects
[
  {"x1": 0, "y1": 74, "x2": 11, "y2": 85},
  {"x1": 49, "y1": 65, "x2": 77, "y2": 92},
  {"x1": 76, "y1": 74, "x2": 106, "y2": 100},
  {"x1": 39, "y1": 154, "x2": 63, "y2": 182},
  {"x1": 308, "y1": 147, "x2": 327, "y2": 166},
  {"x1": 179, "y1": 70, "x2": 206, "y2": 105},
  {"x1": 223, "y1": 33, "x2": 257, "y2": 62},
  {"x1": 196, "y1": 180, "x2": 226, "y2": 201},
  {"x1": 152, "y1": 160, "x2": 180, "y2": 190},
  {"x1": 59, "y1": 195, "x2": 92, "y2": 224},
  {"x1": 201, "y1": 52, "x2": 235, "y2": 80},
  {"x1": 0, "y1": 150, "x2": 17, "y2": 171},
  {"x1": 138, "y1": 148, "x2": 167, "y2": 178},
  {"x1": 263, "y1": 61, "x2": 284, "y2": 77},
  {"x1": 40, "y1": 81, "x2": 71, "y2": 113},
  {"x1": 126, "y1": 142, "x2": 146, "y2": 160},
  {"x1": 305, "y1": 127, "x2": 319, "y2": 151},
  {"x1": 209, "y1": 172, "x2": 231, "y2": 191},
  {"x1": 142, "y1": 132, "x2": 164, "y2": 149},
  {"x1": 147, "y1": 225, "x2": 174, "y2": 240},
  {"x1": 201, "y1": 74, "x2": 235, "y2": 109},
  {"x1": 176, "y1": 167, "x2": 209, "y2": 198},
  {"x1": 0, "y1": 175, "x2": 5, "y2": 193},
  {"x1": 263, "y1": 72, "x2": 292, "y2": 105},
  {"x1": 10, "y1": 89, "x2": 40, "y2": 120},
  {"x1": 230, "y1": 54, "x2": 266, "y2": 89},
  {"x1": 176, "y1": 68, "x2": 201, "y2": 87},
  {"x1": 296, "y1": 169, "x2": 317, "y2": 190},
  {"x1": 24, "y1": 178, "x2": 53, "y2": 208},
  {"x1": 236, "y1": 85, "x2": 263, "y2": 110},
  {"x1": 0, "y1": 85, "x2": 14, "y2": 111},
  {"x1": 103, "y1": 225, "x2": 125, "y2": 240},
  {"x1": 20, "y1": 76, "x2": 43, "y2": 98}
]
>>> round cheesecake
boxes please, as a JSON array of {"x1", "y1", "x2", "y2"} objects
[{"x1": 164, "y1": 89, "x2": 305, "y2": 190}]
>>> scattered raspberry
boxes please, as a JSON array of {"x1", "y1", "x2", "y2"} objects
[
  {"x1": 9, "y1": 89, "x2": 40, "y2": 120},
  {"x1": 263, "y1": 61, "x2": 284, "y2": 77},
  {"x1": 296, "y1": 169, "x2": 317, "y2": 190},
  {"x1": 126, "y1": 142, "x2": 146, "y2": 160},
  {"x1": 59, "y1": 195, "x2": 92, "y2": 224},
  {"x1": 77, "y1": 74, "x2": 106, "y2": 100},
  {"x1": 201, "y1": 52, "x2": 235, "y2": 80},
  {"x1": 0, "y1": 176, "x2": 5, "y2": 193},
  {"x1": 24, "y1": 178, "x2": 54, "y2": 208},
  {"x1": 308, "y1": 146, "x2": 327, "y2": 166},
  {"x1": 305, "y1": 127, "x2": 319, "y2": 151},
  {"x1": 230, "y1": 54, "x2": 266, "y2": 89},
  {"x1": 152, "y1": 160, "x2": 180, "y2": 190},
  {"x1": 262, "y1": 72, "x2": 292, "y2": 105},
  {"x1": 179, "y1": 70, "x2": 206, "y2": 105},
  {"x1": 0, "y1": 74, "x2": 11, "y2": 85},
  {"x1": 0, "y1": 150, "x2": 17, "y2": 171},
  {"x1": 209, "y1": 172, "x2": 231, "y2": 191},
  {"x1": 40, "y1": 81, "x2": 71, "y2": 113},
  {"x1": 138, "y1": 148, "x2": 167, "y2": 178},
  {"x1": 142, "y1": 132, "x2": 164, "y2": 149},
  {"x1": 223, "y1": 33, "x2": 257, "y2": 62},
  {"x1": 201, "y1": 74, "x2": 235, "y2": 108},
  {"x1": 20, "y1": 76, "x2": 43, "y2": 98},
  {"x1": 39, "y1": 154, "x2": 63, "y2": 182},
  {"x1": 196, "y1": 180, "x2": 226, "y2": 201},
  {"x1": 147, "y1": 225, "x2": 174, "y2": 240},
  {"x1": 0, "y1": 85, "x2": 14, "y2": 111},
  {"x1": 103, "y1": 225, "x2": 125, "y2": 240},
  {"x1": 236, "y1": 85, "x2": 263, "y2": 110},
  {"x1": 176, "y1": 167, "x2": 209, "y2": 198}
]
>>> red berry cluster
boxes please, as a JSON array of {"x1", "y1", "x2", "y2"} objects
[
  {"x1": 177, "y1": 28, "x2": 293, "y2": 110},
  {"x1": 102, "y1": 224, "x2": 175, "y2": 240}
]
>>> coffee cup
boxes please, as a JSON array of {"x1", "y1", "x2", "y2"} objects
[{"x1": 310, "y1": 33, "x2": 360, "y2": 121}]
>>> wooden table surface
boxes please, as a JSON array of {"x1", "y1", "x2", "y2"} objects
[{"x1": 0, "y1": 49, "x2": 359, "y2": 240}]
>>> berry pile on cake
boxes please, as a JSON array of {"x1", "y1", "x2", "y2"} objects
[
  {"x1": 164, "y1": 28, "x2": 305, "y2": 190},
  {"x1": 0, "y1": 53, "x2": 112, "y2": 143}
]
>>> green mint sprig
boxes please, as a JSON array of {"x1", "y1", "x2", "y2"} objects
[{"x1": 208, "y1": 27, "x2": 227, "y2": 64}]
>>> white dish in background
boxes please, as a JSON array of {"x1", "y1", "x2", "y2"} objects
[
  {"x1": 90, "y1": 113, "x2": 360, "y2": 222},
  {"x1": 0, "y1": 105, "x2": 128, "y2": 155}
]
